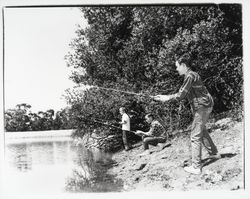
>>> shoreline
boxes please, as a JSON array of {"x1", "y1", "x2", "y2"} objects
[
  {"x1": 4, "y1": 129, "x2": 75, "y2": 144},
  {"x1": 109, "y1": 118, "x2": 244, "y2": 191}
]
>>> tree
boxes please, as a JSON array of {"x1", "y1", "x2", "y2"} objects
[
  {"x1": 65, "y1": 5, "x2": 243, "y2": 138},
  {"x1": 4, "y1": 104, "x2": 72, "y2": 132},
  {"x1": 5, "y1": 103, "x2": 32, "y2": 131}
]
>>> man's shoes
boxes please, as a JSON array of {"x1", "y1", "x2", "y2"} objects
[
  {"x1": 184, "y1": 165, "x2": 201, "y2": 175},
  {"x1": 208, "y1": 153, "x2": 221, "y2": 159}
]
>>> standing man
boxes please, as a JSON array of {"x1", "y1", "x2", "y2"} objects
[
  {"x1": 119, "y1": 107, "x2": 132, "y2": 151},
  {"x1": 153, "y1": 53, "x2": 220, "y2": 175}
]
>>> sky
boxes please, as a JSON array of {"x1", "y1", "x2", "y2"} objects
[{"x1": 4, "y1": 7, "x2": 87, "y2": 113}]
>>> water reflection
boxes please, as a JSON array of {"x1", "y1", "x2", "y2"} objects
[
  {"x1": 15, "y1": 154, "x2": 32, "y2": 171},
  {"x1": 5, "y1": 140, "x2": 124, "y2": 193},
  {"x1": 6, "y1": 141, "x2": 71, "y2": 167},
  {"x1": 66, "y1": 146, "x2": 124, "y2": 192}
]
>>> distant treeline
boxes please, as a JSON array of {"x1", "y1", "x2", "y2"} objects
[{"x1": 4, "y1": 103, "x2": 73, "y2": 132}]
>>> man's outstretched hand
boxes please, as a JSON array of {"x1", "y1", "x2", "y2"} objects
[{"x1": 152, "y1": 94, "x2": 175, "y2": 102}]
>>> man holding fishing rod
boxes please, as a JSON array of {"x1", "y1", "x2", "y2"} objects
[
  {"x1": 119, "y1": 107, "x2": 132, "y2": 151},
  {"x1": 153, "y1": 53, "x2": 220, "y2": 175},
  {"x1": 135, "y1": 113, "x2": 168, "y2": 156}
]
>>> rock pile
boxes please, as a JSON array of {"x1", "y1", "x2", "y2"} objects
[{"x1": 78, "y1": 133, "x2": 124, "y2": 152}]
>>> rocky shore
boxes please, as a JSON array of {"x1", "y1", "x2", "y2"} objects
[
  {"x1": 109, "y1": 118, "x2": 244, "y2": 191},
  {"x1": 75, "y1": 132, "x2": 124, "y2": 152}
]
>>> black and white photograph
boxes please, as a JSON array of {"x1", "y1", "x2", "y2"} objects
[{"x1": 0, "y1": 1, "x2": 249, "y2": 198}]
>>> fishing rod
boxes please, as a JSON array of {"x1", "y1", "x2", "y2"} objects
[
  {"x1": 84, "y1": 117, "x2": 175, "y2": 139},
  {"x1": 93, "y1": 117, "x2": 185, "y2": 142},
  {"x1": 93, "y1": 119, "x2": 139, "y2": 134},
  {"x1": 87, "y1": 85, "x2": 155, "y2": 99},
  {"x1": 79, "y1": 84, "x2": 183, "y2": 137},
  {"x1": 87, "y1": 85, "x2": 180, "y2": 103},
  {"x1": 77, "y1": 114, "x2": 183, "y2": 143},
  {"x1": 78, "y1": 116, "x2": 137, "y2": 134}
]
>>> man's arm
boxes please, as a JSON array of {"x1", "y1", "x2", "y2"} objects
[
  {"x1": 119, "y1": 120, "x2": 127, "y2": 125},
  {"x1": 153, "y1": 75, "x2": 194, "y2": 102},
  {"x1": 153, "y1": 94, "x2": 176, "y2": 102},
  {"x1": 136, "y1": 124, "x2": 155, "y2": 136},
  {"x1": 135, "y1": 130, "x2": 149, "y2": 136},
  {"x1": 120, "y1": 115, "x2": 128, "y2": 124}
]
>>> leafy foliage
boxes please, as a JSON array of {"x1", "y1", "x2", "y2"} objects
[
  {"x1": 4, "y1": 103, "x2": 72, "y2": 132},
  {"x1": 65, "y1": 5, "x2": 243, "y2": 139}
]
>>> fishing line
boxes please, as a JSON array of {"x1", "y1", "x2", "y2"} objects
[
  {"x1": 87, "y1": 85, "x2": 155, "y2": 99},
  {"x1": 80, "y1": 84, "x2": 184, "y2": 137}
]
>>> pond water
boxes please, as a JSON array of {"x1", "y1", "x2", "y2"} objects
[{"x1": 3, "y1": 138, "x2": 124, "y2": 195}]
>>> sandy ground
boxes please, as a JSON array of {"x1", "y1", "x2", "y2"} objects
[{"x1": 109, "y1": 118, "x2": 244, "y2": 191}]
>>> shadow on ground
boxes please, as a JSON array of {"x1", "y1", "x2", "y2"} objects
[
  {"x1": 182, "y1": 153, "x2": 237, "y2": 167},
  {"x1": 202, "y1": 153, "x2": 237, "y2": 167}
]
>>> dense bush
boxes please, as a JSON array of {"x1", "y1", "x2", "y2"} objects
[{"x1": 65, "y1": 5, "x2": 243, "y2": 139}]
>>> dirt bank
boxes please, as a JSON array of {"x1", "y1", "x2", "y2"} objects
[{"x1": 109, "y1": 117, "x2": 244, "y2": 191}]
